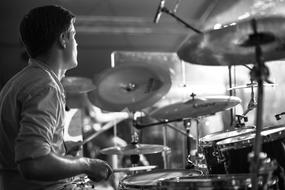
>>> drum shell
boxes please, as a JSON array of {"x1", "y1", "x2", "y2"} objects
[
  {"x1": 219, "y1": 139, "x2": 285, "y2": 173},
  {"x1": 200, "y1": 127, "x2": 255, "y2": 174},
  {"x1": 217, "y1": 126, "x2": 285, "y2": 174},
  {"x1": 119, "y1": 169, "x2": 202, "y2": 190},
  {"x1": 201, "y1": 145, "x2": 226, "y2": 174}
]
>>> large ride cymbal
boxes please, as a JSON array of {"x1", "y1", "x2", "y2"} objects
[
  {"x1": 61, "y1": 76, "x2": 96, "y2": 94},
  {"x1": 150, "y1": 96, "x2": 241, "y2": 120},
  {"x1": 100, "y1": 144, "x2": 170, "y2": 155},
  {"x1": 177, "y1": 16, "x2": 285, "y2": 66},
  {"x1": 88, "y1": 63, "x2": 171, "y2": 111}
]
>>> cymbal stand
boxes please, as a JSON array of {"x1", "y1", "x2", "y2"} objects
[
  {"x1": 183, "y1": 119, "x2": 192, "y2": 158},
  {"x1": 184, "y1": 118, "x2": 205, "y2": 170},
  {"x1": 162, "y1": 124, "x2": 169, "y2": 169},
  {"x1": 275, "y1": 112, "x2": 285, "y2": 120},
  {"x1": 228, "y1": 65, "x2": 235, "y2": 126},
  {"x1": 129, "y1": 125, "x2": 140, "y2": 174},
  {"x1": 132, "y1": 117, "x2": 170, "y2": 170},
  {"x1": 246, "y1": 18, "x2": 271, "y2": 190},
  {"x1": 242, "y1": 80, "x2": 258, "y2": 116},
  {"x1": 234, "y1": 79, "x2": 257, "y2": 128},
  {"x1": 134, "y1": 117, "x2": 198, "y2": 169},
  {"x1": 234, "y1": 115, "x2": 248, "y2": 128}
]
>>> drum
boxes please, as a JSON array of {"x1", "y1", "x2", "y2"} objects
[
  {"x1": 119, "y1": 169, "x2": 202, "y2": 190},
  {"x1": 216, "y1": 125, "x2": 285, "y2": 173},
  {"x1": 199, "y1": 127, "x2": 255, "y2": 174},
  {"x1": 72, "y1": 176, "x2": 96, "y2": 190},
  {"x1": 74, "y1": 183, "x2": 95, "y2": 190},
  {"x1": 158, "y1": 174, "x2": 276, "y2": 190}
]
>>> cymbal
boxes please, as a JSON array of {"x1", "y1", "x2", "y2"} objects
[
  {"x1": 61, "y1": 77, "x2": 96, "y2": 94},
  {"x1": 113, "y1": 165, "x2": 157, "y2": 173},
  {"x1": 100, "y1": 144, "x2": 170, "y2": 155},
  {"x1": 177, "y1": 16, "x2": 285, "y2": 66},
  {"x1": 88, "y1": 63, "x2": 171, "y2": 111},
  {"x1": 150, "y1": 96, "x2": 241, "y2": 120},
  {"x1": 227, "y1": 82, "x2": 277, "y2": 90}
]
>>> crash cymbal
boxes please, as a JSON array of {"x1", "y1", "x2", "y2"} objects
[
  {"x1": 61, "y1": 76, "x2": 96, "y2": 94},
  {"x1": 88, "y1": 63, "x2": 171, "y2": 111},
  {"x1": 100, "y1": 144, "x2": 170, "y2": 155},
  {"x1": 150, "y1": 96, "x2": 241, "y2": 120},
  {"x1": 113, "y1": 165, "x2": 157, "y2": 173},
  {"x1": 177, "y1": 16, "x2": 285, "y2": 66},
  {"x1": 227, "y1": 82, "x2": 277, "y2": 90}
]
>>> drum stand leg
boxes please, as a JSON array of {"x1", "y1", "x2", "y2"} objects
[
  {"x1": 184, "y1": 119, "x2": 195, "y2": 169},
  {"x1": 247, "y1": 18, "x2": 271, "y2": 190}
]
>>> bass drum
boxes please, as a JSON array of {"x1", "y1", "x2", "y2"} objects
[
  {"x1": 158, "y1": 174, "x2": 277, "y2": 190},
  {"x1": 119, "y1": 169, "x2": 202, "y2": 190},
  {"x1": 199, "y1": 126, "x2": 255, "y2": 174}
]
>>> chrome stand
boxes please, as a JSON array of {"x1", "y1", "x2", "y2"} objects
[
  {"x1": 184, "y1": 118, "x2": 205, "y2": 171},
  {"x1": 245, "y1": 18, "x2": 272, "y2": 190}
]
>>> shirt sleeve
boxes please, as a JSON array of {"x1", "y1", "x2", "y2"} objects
[{"x1": 15, "y1": 85, "x2": 60, "y2": 162}]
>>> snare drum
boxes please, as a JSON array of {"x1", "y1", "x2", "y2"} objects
[
  {"x1": 216, "y1": 125, "x2": 285, "y2": 173},
  {"x1": 200, "y1": 127, "x2": 255, "y2": 174},
  {"x1": 159, "y1": 174, "x2": 276, "y2": 190},
  {"x1": 119, "y1": 169, "x2": 202, "y2": 190}
]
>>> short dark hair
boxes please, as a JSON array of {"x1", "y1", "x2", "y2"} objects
[{"x1": 20, "y1": 5, "x2": 75, "y2": 58}]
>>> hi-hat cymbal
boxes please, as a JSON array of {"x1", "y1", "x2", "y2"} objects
[
  {"x1": 113, "y1": 165, "x2": 157, "y2": 173},
  {"x1": 227, "y1": 82, "x2": 277, "y2": 90},
  {"x1": 177, "y1": 16, "x2": 285, "y2": 66},
  {"x1": 150, "y1": 96, "x2": 241, "y2": 120},
  {"x1": 100, "y1": 144, "x2": 170, "y2": 155},
  {"x1": 88, "y1": 63, "x2": 171, "y2": 111},
  {"x1": 61, "y1": 76, "x2": 96, "y2": 94}
]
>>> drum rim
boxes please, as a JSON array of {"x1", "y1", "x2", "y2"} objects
[
  {"x1": 119, "y1": 169, "x2": 203, "y2": 188},
  {"x1": 216, "y1": 125, "x2": 285, "y2": 151},
  {"x1": 200, "y1": 127, "x2": 255, "y2": 147},
  {"x1": 159, "y1": 173, "x2": 264, "y2": 187}
]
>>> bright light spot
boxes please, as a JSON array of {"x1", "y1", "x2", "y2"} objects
[
  {"x1": 213, "y1": 23, "x2": 222, "y2": 30},
  {"x1": 92, "y1": 123, "x2": 101, "y2": 131},
  {"x1": 238, "y1": 12, "x2": 251, "y2": 20}
]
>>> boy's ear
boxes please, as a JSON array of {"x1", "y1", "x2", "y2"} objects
[{"x1": 59, "y1": 32, "x2": 67, "y2": 48}]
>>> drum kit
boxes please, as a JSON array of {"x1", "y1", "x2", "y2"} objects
[{"x1": 62, "y1": 12, "x2": 285, "y2": 190}]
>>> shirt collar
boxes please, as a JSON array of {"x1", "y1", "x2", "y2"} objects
[{"x1": 28, "y1": 58, "x2": 65, "y2": 96}]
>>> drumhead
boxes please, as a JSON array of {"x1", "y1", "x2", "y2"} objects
[
  {"x1": 200, "y1": 127, "x2": 255, "y2": 146},
  {"x1": 120, "y1": 169, "x2": 202, "y2": 188},
  {"x1": 160, "y1": 174, "x2": 266, "y2": 189}
]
